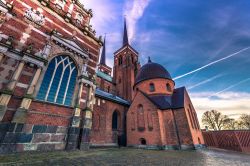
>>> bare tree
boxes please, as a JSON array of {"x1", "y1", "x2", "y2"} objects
[
  {"x1": 202, "y1": 110, "x2": 230, "y2": 130},
  {"x1": 224, "y1": 118, "x2": 238, "y2": 130},
  {"x1": 238, "y1": 114, "x2": 250, "y2": 129}
]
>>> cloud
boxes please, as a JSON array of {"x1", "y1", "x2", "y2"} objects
[
  {"x1": 190, "y1": 91, "x2": 250, "y2": 126},
  {"x1": 187, "y1": 74, "x2": 223, "y2": 90},
  {"x1": 208, "y1": 77, "x2": 250, "y2": 98},
  {"x1": 173, "y1": 46, "x2": 250, "y2": 80},
  {"x1": 123, "y1": 0, "x2": 152, "y2": 43},
  {"x1": 82, "y1": 0, "x2": 120, "y2": 37}
]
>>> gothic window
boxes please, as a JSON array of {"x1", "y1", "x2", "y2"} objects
[
  {"x1": 149, "y1": 83, "x2": 155, "y2": 92},
  {"x1": 131, "y1": 112, "x2": 136, "y2": 131},
  {"x1": 112, "y1": 111, "x2": 119, "y2": 130},
  {"x1": 118, "y1": 56, "x2": 123, "y2": 65},
  {"x1": 187, "y1": 108, "x2": 195, "y2": 129},
  {"x1": 137, "y1": 104, "x2": 145, "y2": 131},
  {"x1": 166, "y1": 83, "x2": 171, "y2": 92},
  {"x1": 189, "y1": 104, "x2": 200, "y2": 129},
  {"x1": 37, "y1": 55, "x2": 77, "y2": 106},
  {"x1": 147, "y1": 111, "x2": 153, "y2": 130}
]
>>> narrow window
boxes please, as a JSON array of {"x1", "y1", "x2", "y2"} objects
[
  {"x1": 166, "y1": 83, "x2": 171, "y2": 92},
  {"x1": 118, "y1": 57, "x2": 123, "y2": 65},
  {"x1": 140, "y1": 138, "x2": 147, "y2": 145},
  {"x1": 137, "y1": 104, "x2": 145, "y2": 131},
  {"x1": 112, "y1": 111, "x2": 119, "y2": 130},
  {"x1": 149, "y1": 83, "x2": 155, "y2": 92}
]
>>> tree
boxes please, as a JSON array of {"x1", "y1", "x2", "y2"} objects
[
  {"x1": 202, "y1": 110, "x2": 230, "y2": 130},
  {"x1": 224, "y1": 118, "x2": 238, "y2": 130},
  {"x1": 238, "y1": 114, "x2": 250, "y2": 129}
]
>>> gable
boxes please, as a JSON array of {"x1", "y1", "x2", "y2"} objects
[{"x1": 128, "y1": 91, "x2": 157, "y2": 113}]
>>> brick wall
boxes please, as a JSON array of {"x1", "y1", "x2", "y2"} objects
[
  {"x1": 90, "y1": 98, "x2": 128, "y2": 146},
  {"x1": 202, "y1": 130, "x2": 250, "y2": 153},
  {"x1": 127, "y1": 92, "x2": 161, "y2": 146}
]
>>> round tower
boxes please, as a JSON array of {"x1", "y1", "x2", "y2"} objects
[{"x1": 134, "y1": 57, "x2": 175, "y2": 96}]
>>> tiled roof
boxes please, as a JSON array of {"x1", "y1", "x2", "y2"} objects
[
  {"x1": 95, "y1": 88, "x2": 130, "y2": 106},
  {"x1": 140, "y1": 87, "x2": 185, "y2": 110},
  {"x1": 96, "y1": 70, "x2": 113, "y2": 82}
]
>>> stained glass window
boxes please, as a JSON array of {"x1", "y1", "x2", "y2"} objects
[{"x1": 37, "y1": 55, "x2": 77, "y2": 106}]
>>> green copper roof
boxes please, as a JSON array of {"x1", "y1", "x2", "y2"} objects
[
  {"x1": 95, "y1": 88, "x2": 130, "y2": 106},
  {"x1": 97, "y1": 70, "x2": 113, "y2": 82}
]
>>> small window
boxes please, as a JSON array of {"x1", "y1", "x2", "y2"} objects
[
  {"x1": 140, "y1": 138, "x2": 147, "y2": 145},
  {"x1": 118, "y1": 57, "x2": 123, "y2": 65},
  {"x1": 149, "y1": 83, "x2": 155, "y2": 92},
  {"x1": 166, "y1": 83, "x2": 171, "y2": 92}
]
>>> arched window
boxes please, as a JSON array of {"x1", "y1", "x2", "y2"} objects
[
  {"x1": 140, "y1": 138, "x2": 147, "y2": 145},
  {"x1": 112, "y1": 111, "x2": 118, "y2": 130},
  {"x1": 118, "y1": 57, "x2": 123, "y2": 65},
  {"x1": 37, "y1": 55, "x2": 77, "y2": 106},
  {"x1": 166, "y1": 83, "x2": 171, "y2": 92},
  {"x1": 137, "y1": 104, "x2": 145, "y2": 131},
  {"x1": 149, "y1": 83, "x2": 155, "y2": 92}
]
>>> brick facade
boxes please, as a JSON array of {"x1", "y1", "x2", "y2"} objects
[{"x1": 0, "y1": 0, "x2": 204, "y2": 154}]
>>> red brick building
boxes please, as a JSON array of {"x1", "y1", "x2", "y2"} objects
[{"x1": 0, "y1": 0, "x2": 204, "y2": 153}]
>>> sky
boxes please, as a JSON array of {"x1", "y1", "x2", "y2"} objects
[{"x1": 82, "y1": 0, "x2": 250, "y2": 123}]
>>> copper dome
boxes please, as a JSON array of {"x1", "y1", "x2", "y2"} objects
[{"x1": 135, "y1": 58, "x2": 172, "y2": 86}]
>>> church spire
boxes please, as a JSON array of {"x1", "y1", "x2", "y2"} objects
[
  {"x1": 123, "y1": 18, "x2": 129, "y2": 46},
  {"x1": 100, "y1": 35, "x2": 106, "y2": 65}
]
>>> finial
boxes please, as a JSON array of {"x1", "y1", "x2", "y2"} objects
[{"x1": 148, "y1": 56, "x2": 152, "y2": 63}]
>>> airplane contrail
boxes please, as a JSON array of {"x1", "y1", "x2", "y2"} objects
[
  {"x1": 208, "y1": 77, "x2": 250, "y2": 98},
  {"x1": 187, "y1": 74, "x2": 223, "y2": 90},
  {"x1": 173, "y1": 47, "x2": 250, "y2": 80}
]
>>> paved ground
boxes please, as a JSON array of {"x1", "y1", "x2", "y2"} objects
[{"x1": 0, "y1": 148, "x2": 250, "y2": 166}]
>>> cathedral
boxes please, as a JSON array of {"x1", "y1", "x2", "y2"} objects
[{"x1": 0, "y1": 0, "x2": 204, "y2": 153}]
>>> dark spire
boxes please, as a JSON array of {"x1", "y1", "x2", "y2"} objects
[
  {"x1": 123, "y1": 18, "x2": 129, "y2": 46},
  {"x1": 100, "y1": 35, "x2": 106, "y2": 65},
  {"x1": 148, "y1": 56, "x2": 152, "y2": 63}
]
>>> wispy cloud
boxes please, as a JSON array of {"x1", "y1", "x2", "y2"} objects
[
  {"x1": 209, "y1": 77, "x2": 250, "y2": 98},
  {"x1": 174, "y1": 46, "x2": 250, "y2": 80},
  {"x1": 190, "y1": 91, "x2": 250, "y2": 126},
  {"x1": 187, "y1": 74, "x2": 223, "y2": 90},
  {"x1": 123, "y1": 0, "x2": 152, "y2": 43}
]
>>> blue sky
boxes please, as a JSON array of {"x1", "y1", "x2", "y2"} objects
[{"x1": 83, "y1": 0, "x2": 250, "y2": 121}]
